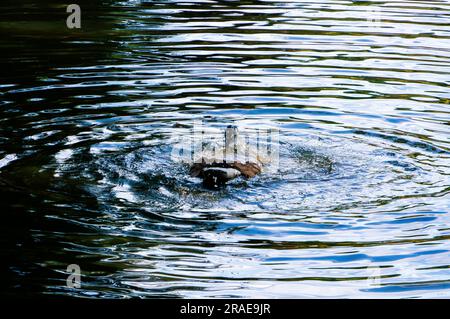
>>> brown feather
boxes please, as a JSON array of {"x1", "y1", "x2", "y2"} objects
[
  {"x1": 232, "y1": 162, "x2": 261, "y2": 178},
  {"x1": 189, "y1": 163, "x2": 204, "y2": 177},
  {"x1": 189, "y1": 161, "x2": 261, "y2": 179}
]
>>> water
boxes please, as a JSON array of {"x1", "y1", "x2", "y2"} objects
[{"x1": 0, "y1": 0, "x2": 449, "y2": 298}]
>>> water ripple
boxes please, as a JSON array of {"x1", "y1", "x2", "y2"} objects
[{"x1": 0, "y1": 0, "x2": 449, "y2": 298}]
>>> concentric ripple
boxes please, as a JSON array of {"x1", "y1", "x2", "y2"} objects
[{"x1": 0, "y1": 0, "x2": 449, "y2": 298}]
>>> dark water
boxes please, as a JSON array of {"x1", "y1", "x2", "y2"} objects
[{"x1": 1, "y1": 0, "x2": 449, "y2": 298}]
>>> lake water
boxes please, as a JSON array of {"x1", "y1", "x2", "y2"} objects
[{"x1": 0, "y1": 0, "x2": 449, "y2": 298}]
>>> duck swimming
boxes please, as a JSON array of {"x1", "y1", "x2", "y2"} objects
[{"x1": 189, "y1": 125, "x2": 264, "y2": 189}]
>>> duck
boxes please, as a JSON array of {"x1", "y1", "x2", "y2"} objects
[{"x1": 189, "y1": 125, "x2": 263, "y2": 189}]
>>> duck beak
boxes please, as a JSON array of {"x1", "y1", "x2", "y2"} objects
[
  {"x1": 224, "y1": 125, "x2": 239, "y2": 162},
  {"x1": 225, "y1": 125, "x2": 238, "y2": 146}
]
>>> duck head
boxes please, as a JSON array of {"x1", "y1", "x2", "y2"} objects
[{"x1": 189, "y1": 124, "x2": 263, "y2": 189}]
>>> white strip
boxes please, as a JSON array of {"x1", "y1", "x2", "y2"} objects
[
  {"x1": 203, "y1": 167, "x2": 241, "y2": 179},
  {"x1": 0, "y1": 154, "x2": 18, "y2": 170}
]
